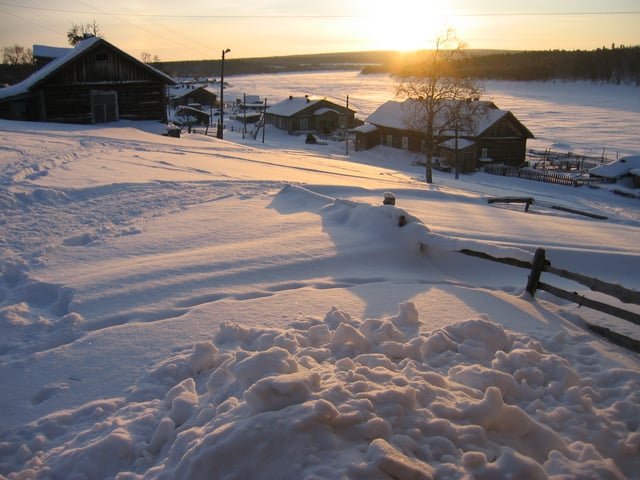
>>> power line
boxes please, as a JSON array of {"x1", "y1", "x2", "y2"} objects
[
  {"x1": 0, "y1": 7, "x2": 63, "y2": 35},
  {"x1": 1, "y1": 3, "x2": 639, "y2": 19},
  {"x1": 73, "y1": 0, "x2": 213, "y2": 59}
]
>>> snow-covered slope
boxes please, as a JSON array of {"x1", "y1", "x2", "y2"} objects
[{"x1": 0, "y1": 118, "x2": 638, "y2": 479}]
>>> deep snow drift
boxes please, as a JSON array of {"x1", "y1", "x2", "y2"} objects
[{"x1": 0, "y1": 94, "x2": 639, "y2": 479}]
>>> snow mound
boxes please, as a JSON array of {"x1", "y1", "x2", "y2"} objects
[
  {"x1": 272, "y1": 184, "x2": 432, "y2": 255},
  {"x1": 271, "y1": 184, "x2": 534, "y2": 261},
  {"x1": 3, "y1": 303, "x2": 636, "y2": 479}
]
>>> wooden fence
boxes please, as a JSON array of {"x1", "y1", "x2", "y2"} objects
[
  {"x1": 483, "y1": 164, "x2": 605, "y2": 187},
  {"x1": 460, "y1": 247, "x2": 640, "y2": 351}
]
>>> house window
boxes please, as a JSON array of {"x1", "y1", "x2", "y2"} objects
[
  {"x1": 402, "y1": 136, "x2": 409, "y2": 150},
  {"x1": 96, "y1": 53, "x2": 108, "y2": 62},
  {"x1": 385, "y1": 134, "x2": 392, "y2": 146},
  {"x1": 481, "y1": 148, "x2": 488, "y2": 158}
]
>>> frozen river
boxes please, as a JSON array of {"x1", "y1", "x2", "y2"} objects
[{"x1": 222, "y1": 70, "x2": 640, "y2": 159}]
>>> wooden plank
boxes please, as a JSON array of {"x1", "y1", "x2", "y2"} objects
[
  {"x1": 588, "y1": 325, "x2": 640, "y2": 352},
  {"x1": 544, "y1": 264, "x2": 640, "y2": 305},
  {"x1": 538, "y1": 282, "x2": 640, "y2": 326},
  {"x1": 487, "y1": 196, "x2": 534, "y2": 212},
  {"x1": 487, "y1": 196, "x2": 535, "y2": 204},
  {"x1": 550, "y1": 205, "x2": 608, "y2": 219},
  {"x1": 457, "y1": 249, "x2": 533, "y2": 269}
]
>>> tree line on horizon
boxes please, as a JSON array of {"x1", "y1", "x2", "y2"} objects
[
  {"x1": 455, "y1": 46, "x2": 640, "y2": 84},
  {"x1": 154, "y1": 46, "x2": 640, "y2": 85},
  {"x1": 2, "y1": 44, "x2": 639, "y2": 86},
  {"x1": 360, "y1": 46, "x2": 640, "y2": 85}
]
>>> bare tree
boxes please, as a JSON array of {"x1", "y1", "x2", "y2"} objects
[
  {"x1": 2, "y1": 44, "x2": 33, "y2": 65},
  {"x1": 67, "y1": 21, "x2": 101, "y2": 46},
  {"x1": 397, "y1": 29, "x2": 483, "y2": 183},
  {"x1": 141, "y1": 52, "x2": 161, "y2": 64}
]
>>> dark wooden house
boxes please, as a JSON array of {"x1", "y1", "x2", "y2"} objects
[
  {"x1": 265, "y1": 96, "x2": 355, "y2": 135},
  {"x1": 171, "y1": 85, "x2": 218, "y2": 109},
  {"x1": 357, "y1": 99, "x2": 534, "y2": 170},
  {"x1": 0, "y1": 36, "x2": 175, "y2": 124}
]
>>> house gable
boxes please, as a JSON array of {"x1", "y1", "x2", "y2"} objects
[
  {"x1": 477, "y1": 111, "x2": 534, "y2": 140},
  {"x1": 32, "y1": 37, "x2": 174, "y2": 88}
]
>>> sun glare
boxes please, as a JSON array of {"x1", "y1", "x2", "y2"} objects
[{"x1": 364, "y1": 0, "x2": 451, "y2": 51}]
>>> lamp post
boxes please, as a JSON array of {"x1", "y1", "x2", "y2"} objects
[{"x1": 217, "y1": 48, "x2": 231, "y2": 139}]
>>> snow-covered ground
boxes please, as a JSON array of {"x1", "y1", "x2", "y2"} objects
[
  {"x1": 219, "y1": 71, "x2": 640, "y2": 158},
  {"x1": 1, "y1": 78, "x2": 639, "y2": 479}
]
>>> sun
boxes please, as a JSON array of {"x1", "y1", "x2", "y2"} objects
[{"x1": 362, "y1": 0, "x2": 451, "y2": 51}]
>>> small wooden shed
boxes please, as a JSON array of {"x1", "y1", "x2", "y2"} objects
[
  {"x1": 353, "y1": 123, "x2": 379, "y2": 151},
  {"x1": 0, "y1": 36, "x2": 175, "y2": 124},
  {"x1": 171, "y1": 85, "x2": 218, "y2": 109}
]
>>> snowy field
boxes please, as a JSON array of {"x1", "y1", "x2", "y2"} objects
[
  {"x1": 1, "y1": 77, "x2": 639, "y2": 479},
  {"x1": 221, "y1": 71, "x2": 640, "y2": 158}
]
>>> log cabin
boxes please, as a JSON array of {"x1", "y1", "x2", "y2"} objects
[
  {"x1": 0, "y1": 36, "x2": 175, "y2": 124},
  {"x1": 356, "y1": 99, "x2": 534, "y2": 171}
]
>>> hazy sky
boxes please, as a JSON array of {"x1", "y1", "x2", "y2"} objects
[{"x1": 1, "y1": 0, "x2": 639, "y2": 62}]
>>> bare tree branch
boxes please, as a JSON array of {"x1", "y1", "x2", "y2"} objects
[{"x1": 396, "y1": 29, "x2": 483, "y2": 183}]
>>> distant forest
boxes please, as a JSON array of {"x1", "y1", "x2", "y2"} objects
[
  {"x1": 453, "y1": 47, "x2": 640, "y2": 84},
  {"x1": 157, "y1": 47, "x2": 639, "y2": 85},
  {"x1": 1, "y1": 46, "x2": 638, "y2": 86}
]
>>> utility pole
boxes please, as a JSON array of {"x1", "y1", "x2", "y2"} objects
[
  {"x1": 345, "y1": 94, "x2": 349, "y2": 155},
  {"x1": 262, "y1": 98, "x2": 267, "y2": 143},
  {"x1": 216, "y1": 48, "x2": 231, "y2": 139}
]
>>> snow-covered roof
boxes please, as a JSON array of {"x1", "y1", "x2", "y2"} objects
[
  {"x1": 439, "y1": 137, "x2": 476, "y2": 150},
  {"x1": 33, "y1": 44, "x2": 72, "y2": 59},
  {"x1": 353, "y1": 123, "x2": 378, "y2": 133},
  {"x1": 0, "y1": 37, "x2": 174, "y2": 101},
  {"x1": 314, "y1": 107, "x2": 339, "y2": 116},
  {"x1": 365, "y1": 99, "x2": 513, "y2": 137},
  {"x1": 266, "y1": 96, "x2": 322, "y2": 116},
  {"x1": 365, "y1": 100, "x2": 409, "y2": 130},
  {"x1": 590, "y1": 155, "x2": 640, "y2": 179},
  {"x1": 173, "y1": 86, "x2": 218, "y2": 100}
]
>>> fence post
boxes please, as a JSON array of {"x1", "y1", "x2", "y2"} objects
[{"x1": 526, "y1": 248, "x2": 546, "y2": 297}]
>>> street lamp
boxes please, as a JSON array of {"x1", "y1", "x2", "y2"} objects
[{"x1": 216, "y1": 48, "x2": 231, "y2": 139}]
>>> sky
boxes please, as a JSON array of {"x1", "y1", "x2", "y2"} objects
[{"x1": 0, "y1": 1, "x2": 639, "y2": 62}]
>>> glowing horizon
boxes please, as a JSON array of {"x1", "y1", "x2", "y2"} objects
[{"x1": 0, "y1": 1, "x2": 638, "y2": 62}]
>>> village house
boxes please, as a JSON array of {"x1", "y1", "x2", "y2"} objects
[
  {"x1": 0, "y1": 36, "x2": 175, "y2": 124},
  {"x1": 171, "y1": 85, "x2": 218, "y2": 110},
  {"x1": 355, "y1": 99, "x2": 534, "y2": 172},
  {"x1": 265, "y1": 95, "x2": 355, "y2": 135}
]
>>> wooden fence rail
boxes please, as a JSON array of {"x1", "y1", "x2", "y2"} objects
[
  {"x1": 484, "y1": 164, "x2": 589, "y2": 187},
  {"x1": 525, "y1": 247, "x2": 640, "y2": 326},
  {"x1": 459, "y1": 247, "x2": 640, "y2": 346}
]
